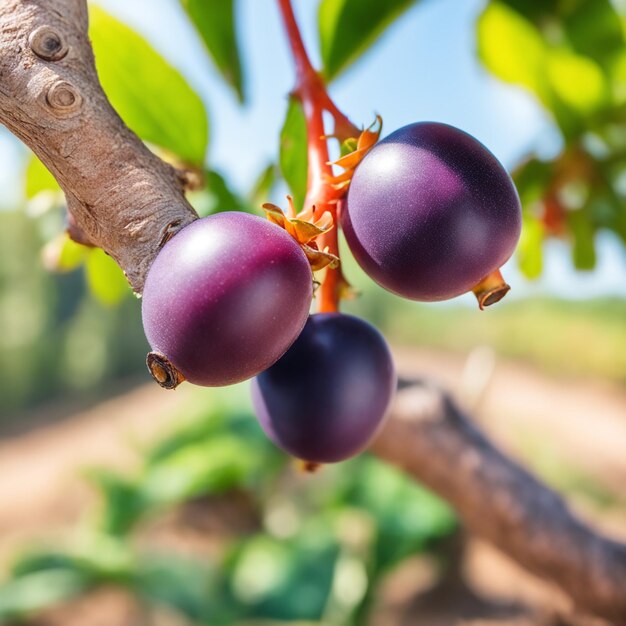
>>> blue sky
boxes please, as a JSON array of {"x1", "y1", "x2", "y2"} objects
[{"x1": 1, "y1": 0, "x2": 625, "y2": 299}]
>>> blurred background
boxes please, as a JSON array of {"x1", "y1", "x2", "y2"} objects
[{"x1": 0, "y1": 0, "x2": 625, "y2": 624}]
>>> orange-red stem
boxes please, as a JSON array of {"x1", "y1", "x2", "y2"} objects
[{"x1": 276, "y1": 0, "x2": 356, "y2": 314}]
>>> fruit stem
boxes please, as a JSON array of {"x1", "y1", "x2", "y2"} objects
[
  {"x1": 146, "y1": 352, "x2": 186, "y2": 390},
  {"x1": 472, "y1": 268, "x2": 511, "y2": 310},
  {"x1": 276, "y1": 0, "x2": 357, "y2": 314}
]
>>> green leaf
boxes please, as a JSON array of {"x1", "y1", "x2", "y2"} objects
[
  {"x1": 189, "y1": 170, "x2": 250, "y2": 217},
  {"x1": 279, "y1": 98, "x2": 308, "y2": 211},
  {"x1": 568, "y1": 209, "x2": 597, "y2": 270},
  {"x1": 84, "y1": 248, "x2": 130, "y2": 306},
  {"x1": 546, "y1": 50, "x2": 608, "y2": 115},
  {"x1": 89, "y1": 470, "x2": 146, "y2": 536},
  {"x1": 345, "y1": 457, "x2": 456, "y2": 571},
  {"x1": 179, "y1": 0, "x2": 244, "y2": 102},
  {"x1": 513, "y1": 158, "x2": 554, "y2": 208},
  {"x1": 249, "y1": 163, "x2": 277, "y2": 208},
  {"x1": 518, "y1": 214, "x2": 544, "y2": 279},
  {"x1": 477, "y1": 1, "x2": 548, "y2": 101},
  {"x1": 229, "y1": 534, "x2": 338, "y2": 621},
  {"x1": 57, "y1": 237, "x2": 88, "y2": 272},
  {"x1": 319, "y1": 0, "x2": 419, "y2": 82},
  {"x1": 24, "y1": 155, "x2": 60, "y2": 199},
  {"x1": 42, "y1": 234, "x2": 89, "y2": 273},
  {"x1": 89, "y1": 5, "x2": 208, "y2": 166},
  {"x1": 562, "y1": 0, "x2": 624, "y2": 67},
  {"x1": 141, "y1": 436, "x2": 262, "y2": 504},
  {"x1": 0, "y1": 570, "x2": 89, "y2": 619}
]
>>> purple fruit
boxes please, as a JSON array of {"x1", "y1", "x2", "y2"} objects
[
  {"x1": 341, "y1": 122, "x2": 522, "y2": 301},
  {"x1": 142, "y1": 212, "x2": 313, "y2": 387},
  {"x1": 252, "y1": 313, "x2": 396, "y2": 463}
]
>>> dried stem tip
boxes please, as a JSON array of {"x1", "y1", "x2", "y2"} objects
[
  {"x1": 472, "y1": 268, "x2": 510, "y2": 310},
  {"x1": 146, "y1": 352, "x2": 186, "y2": 390},
  {"x1": 298, "y1": 460, "x2": 323, "y2": 473}
]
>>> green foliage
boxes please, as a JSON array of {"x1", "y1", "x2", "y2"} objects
[
  {"x1": 478, "y1": 0, "x2": 626, "y2": 274},
  {"x1": 477, "y1": 1, "x2": 612, "y2": 134},
  {"x1": 344, "y1": 458, "x2": 455, "y2": 572},
  {"x1": 0, "y1": 389, "x2": 456, "y2": 624},
  {"x1": 192, "y1": 169, "x2": 251, "y2": 217},
  {"x1": 24, "y1": 155, "x2": 60, "y2": 199},
  {"x1": 249, "y1": 163, "x2": 278, "y2": 208},
  {"x1": 279, "y1": 97, "x2": 308, "y2": 211},
  {"x1": 0, "y1": 570, "x2": 89, "y2": 620},
  {"x1": 318, "y1": 0, "x2": 419, "y2": 81},
  {"x1": 0, "y1": 211, "x2": 148, "y2": 415},
  {"x1": 84, "y1": 248, "x2": 130, "y2": 306},
  {"x1": 180, "y1": 0, "x2": 245, "y2": 102},
  {"x1": 89, "y1": 5, "x2": 208, "y2": 167}
]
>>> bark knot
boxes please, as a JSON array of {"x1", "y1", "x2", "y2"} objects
[
  {"x1": 29, "y1": 26, "x2": 68, "y2": 61},
  {"x1": 45, "y1": 79, "x2": 82, "y2": 115}
]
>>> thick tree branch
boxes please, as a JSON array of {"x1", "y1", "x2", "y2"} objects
[
  {"x1": 2, "y1": 2, "x2": 625, "y2": 623},
  {"x1": 0, "y1": 0, "x2": 197, "y2": 292},
  {"x1": 374, "y1": 380, "x2": 626, "y2": 624}
]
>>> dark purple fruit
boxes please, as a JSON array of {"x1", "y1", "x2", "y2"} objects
[
  {"x1": 341, "y1": 121, "x2": 522, "y2": 301},
  {"x1": 252, "y1": 313, "x2": 396, "y2": 463},
  {"x1": 142, "y1": 212, "x2": 313, "y2": 387}
]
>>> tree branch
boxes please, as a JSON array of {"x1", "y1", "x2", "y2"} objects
[
  {"x1": 2, "y1": 2, "x2": 626, "y2": 622},
  {"x1": 0, "y1": 0, "x2": 197, "y2": 292},
  {"x1": 374, "y1": 380, "x2": 626, "y2": 624}
]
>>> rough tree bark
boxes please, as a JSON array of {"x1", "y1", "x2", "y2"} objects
[
  {"x1": 1, "y1": 1, "x2": 625, "y2": 623},
  {"x1": 0, "y1": 0, "x2": 197, "y2": 292}
]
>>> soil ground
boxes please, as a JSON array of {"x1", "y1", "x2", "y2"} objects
[{"x1": 1, "y1": 347, "x2": 625, "y2": 625}]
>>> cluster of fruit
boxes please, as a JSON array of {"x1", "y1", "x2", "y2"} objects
[{"x1": 142, "y1": 122, "x2": 521, "y2": 464}]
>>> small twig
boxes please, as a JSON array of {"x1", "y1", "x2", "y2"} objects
[{"x1": 276, "y1": 0, "x2": 357, "y2": 313}]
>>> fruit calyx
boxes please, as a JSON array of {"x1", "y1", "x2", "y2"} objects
[
  {"x1": 472, "y1": 268, "x2": 511, "y2": 310},
  {"x1": 262, "y1": 196, "x2": 339, "y2": 271},
  {"x1": 146, "y1": 351, "x2": 186, "y2": 390},
  {"x1": 326, "y1": 115, "x2": 383, "y2": 191}
]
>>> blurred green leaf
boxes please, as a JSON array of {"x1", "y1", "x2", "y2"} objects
[
  {"x1": 568, "y1": 209, "x2": 597, "y2": 270},
  {"x1": 477, "y1": 2, "x2": 548, "y2": 100},
  {"x1": 518, "y1": 214, "x2": 544, "y2": 279},
  {"x1": 180, "y1": 0, "x2": 244, "y2": 102},
  {"x1": 318, "y1": 0, "x2": 419, "y2": 81},
  {"x1": 13, "y1": 537, "x2": 133, "y2": 584},
  {"x1": 546, "y1": 50, "x2": 607, "y2": 115},
  {"x1": 141, "y1": 435, "x2": 264, "y2": 504},
  {"x1": 24, "y1": 155, "x2": 60, "y2": 199},
  {"x1": 209, "y1": 170, "x2": 248, "y2": 214},
  {"x1": 84, "y1": 248, "x2": 129, "y2": 306},
  {"x1": 89, "y1": 5, "x2": 208, "y2": 166},
  {"x1": 89, "y1": 470, "x2": 147, "y2": 536},
  {"x1": 135, "y1": 555, "x2": 224, "y2": 622},
  {"x1": 249, "y1": 163, "x2": 278, "y2": 208},
  {"x1": 228, "y1": 534, "x2": 338, "y2": 621},
  {"x1": 42, "y1": 233, "x2": 89, "y2": 273},
  {"x1": 279, "y1": 97, "x2": 308, "y2": 211},
  {"x1": 190, "y1": 170, "x2": 249, "y2": 217},
  {"x1": 345, "y1": 457, "x2": 456, "y2": 571},
  {"x1": 59, "y1": 239, "x2": 88, "y2": 272},
  {"x1": 0, "y1": 570, "x2": 88, "y2": 619},
  {"x1": 561, "y1": 0, "x2": 624, "y2": 66},
  {"x1": 513, "y1": 158, "x2": 554, "y2": 207}
]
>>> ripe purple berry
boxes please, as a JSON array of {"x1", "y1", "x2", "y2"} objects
[
  {"x1": 142, "y1": 212, "x2": 313, "y2": 387},
  {"x1": 341, "y1": 122, "x2": 522, "y2": 302},
  {"x1": 252, "y1": 313, "x2": 396, "y2": 463}
]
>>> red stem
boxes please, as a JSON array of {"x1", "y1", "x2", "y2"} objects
[{"x1": 277, "y1": 0, "x2": 357, "y2": 313}]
